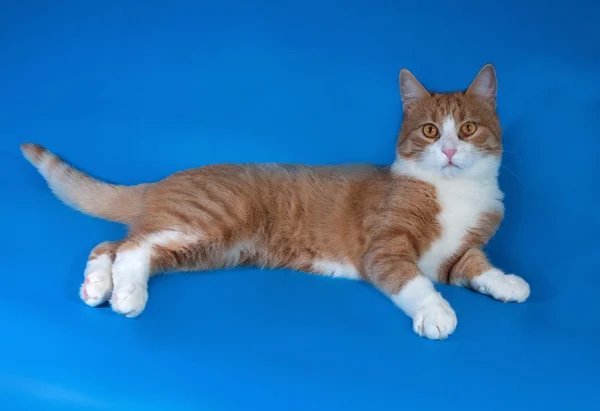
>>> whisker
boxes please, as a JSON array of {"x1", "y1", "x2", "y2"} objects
[
  {"x1": 398, "y1": 174, "x2": 412, "y2": 193},
  {"x1": 500, "y1": 164, "x2": 521, "y2": 181}
]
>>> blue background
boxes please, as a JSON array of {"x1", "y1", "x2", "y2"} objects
[{"x1": 1, "y1": 0, "x2": 599, "y2": 409}]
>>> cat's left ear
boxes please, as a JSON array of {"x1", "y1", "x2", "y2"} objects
[
  {"x1": 399, "y1": 69, "x2": 429, "y2": 108},
  {"x1": 466, "y1": 64, "x2": 497, "y2": 103}
]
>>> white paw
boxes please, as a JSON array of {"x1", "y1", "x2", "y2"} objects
[
  {"x1": 391, "y1": 276, "x2": 458, "y2": 340},
  {"x1": 80, "y1": 255, "x2": 113, "y2": 307},
  {"x1": 413, "y1": 298, "x2": 458, "y2": 340},
  {"x1": 110, "y1": 284, "x2": 148, "y2": 318},
  {"x1": 110, "y1": 247, "x2": 151, "y2": 318},
  {"x1": 80, "y1": 273, "x2": 113, "y2": 307},
  {"x1": 472, "y1": 269, "x2": 530, "y2": 303}
]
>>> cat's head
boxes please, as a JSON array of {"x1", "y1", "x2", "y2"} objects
[{"x1": 395, "y1": 64, "x2": 501, "y2": 179}]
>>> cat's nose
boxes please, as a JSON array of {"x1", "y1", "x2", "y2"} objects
[{"x1": 442, "y1": 148, "x2": 457, "y2": 161}]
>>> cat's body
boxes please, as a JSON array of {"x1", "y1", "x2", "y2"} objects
[{"x1": 21, "y1": 64, "x2": 530, "y2": 340}]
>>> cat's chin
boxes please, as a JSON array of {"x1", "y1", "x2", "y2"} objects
[
  {"x1": 437, "y1": 164, "x2": 464, "y2": 178},
  {"x1": 413, "y1": 161, "x2": 465, "y2": 178}
]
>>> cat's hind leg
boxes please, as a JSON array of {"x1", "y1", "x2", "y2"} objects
[
  {"x1": 80, "y1": 241, "x2": 121, "y2": 307},
  {"x1": 109, "y1": 230, "x2": 201, "y2": 318}
]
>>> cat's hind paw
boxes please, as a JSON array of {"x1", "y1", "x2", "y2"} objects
[
  {"x1": 80, "y1": 255, "x2": 113, "y2": 307},
  {"x1": 110, "y1": 283, "x2": 148, "y2": 318}
]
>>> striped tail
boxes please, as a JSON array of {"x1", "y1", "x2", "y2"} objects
[{"x1": 20, "y1": 143, "x2": 146, "y2": 225}]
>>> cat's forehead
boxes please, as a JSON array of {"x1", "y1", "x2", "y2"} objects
[
  {"x1": 425, "y1": 93, "x2": 468, "y2": 121},
  {"x1": 410, "y1": 92, "x2": 486, "y2": 123}
]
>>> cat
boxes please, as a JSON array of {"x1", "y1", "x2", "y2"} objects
[{"x1": 21, "y1": 64, "x2": 529, "y2": 340}]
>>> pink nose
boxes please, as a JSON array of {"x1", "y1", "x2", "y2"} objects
[{"x1": 442, "y1": 148, "x2": 457, "y2": 161}]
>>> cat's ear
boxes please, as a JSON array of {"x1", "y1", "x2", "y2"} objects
[
  {"x1": 466, "y1": 64, "x2": 497, "y2": 102},
  {"x1": 399, "y1": 69, "x2": 429, "y2": 107}
]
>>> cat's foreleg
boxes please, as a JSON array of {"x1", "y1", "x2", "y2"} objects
[
  {"x1": 449, "y1": 248, "x2": 530, "y2": 302},
  {"x1": 365, "y1": 243, "x2": 457, "y2": 340}
]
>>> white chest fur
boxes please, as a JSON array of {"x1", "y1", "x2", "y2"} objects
[
  {"x1": 393, "y1": 157, "x2": 504, "y2": 282},
  {"x1": 418, "y1": 176, "x2": 503, "y2": 281}
]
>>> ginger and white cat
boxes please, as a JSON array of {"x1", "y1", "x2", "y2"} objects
[{"x1": 21, "y1": 64, "x2": 529, "y2": 340}]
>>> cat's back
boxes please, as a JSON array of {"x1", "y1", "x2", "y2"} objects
[
  {"x1": 158, "y1": 162, "x2": 386, "y2": 193},
  {"x1": 146, "y1": 162, "x2": 389, "y2": 225}
]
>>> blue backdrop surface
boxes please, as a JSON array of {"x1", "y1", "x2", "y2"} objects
[{"x1": 1, "y1": 0, "x2": 599, "y2": 410}]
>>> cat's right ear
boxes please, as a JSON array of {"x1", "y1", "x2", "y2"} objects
[{"x1": 399, "y1": 69, "x2": 429, "y2": 108}]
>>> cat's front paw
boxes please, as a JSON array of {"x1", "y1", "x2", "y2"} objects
[
  {"x1": 413, "y1": 298, "x2": 457, "y2": 340},
  {"x1": 110, "y1": 283, "x2": 148, "y2": 318},
  {"x1": 471, "y1": 269, "x2": 530, "y2": 303}
]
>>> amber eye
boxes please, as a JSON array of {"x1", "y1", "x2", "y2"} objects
[
  {"x1": 422, "y1": 124, "x2": 439, "y2": 138},
  {"x1": 460, "y1": 122, "x2": 477, "y2": 137}
]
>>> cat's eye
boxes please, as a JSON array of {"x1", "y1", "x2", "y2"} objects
[
  {"x1": 460, "y1": 122, "x2": 477, "y2": 137},
  {"x1": 422, "y1": 124, "x2": 439, "y2": 139}
]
